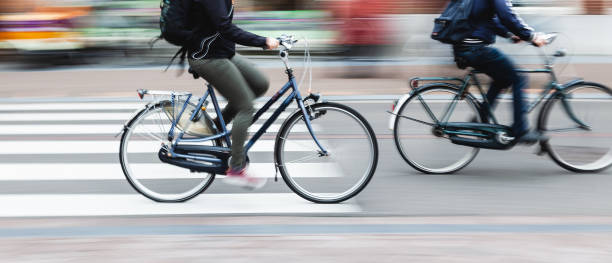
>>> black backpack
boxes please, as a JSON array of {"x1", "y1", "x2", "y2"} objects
[
  {"x1": 159, "y1": 0, "x2": 193, "y2": 47},
  {"x1": 431, "y1": 0, "x2": 475, "y2": 44},
  {"x1": 153, "y1": 0, "x2": 194, "y2": 71}
]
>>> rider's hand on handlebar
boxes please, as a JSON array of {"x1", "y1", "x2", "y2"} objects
[
  {"x1": 265, "y1": 37, "x2": 280, "y2": 50},
  {"x1": 531, "y1": 33, "x2": 547, "y2": 47},
  {"x1": 510, "y1": 35, "x2": 522, "y2": 44}
]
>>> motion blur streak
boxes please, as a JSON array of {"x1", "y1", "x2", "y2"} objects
[{"x1": 2, "y1": 1, "x2": 612, "y2": 262}]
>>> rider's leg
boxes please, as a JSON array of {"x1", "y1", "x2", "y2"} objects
[
  {"x1": 483, "y1": 68, "x2": 529, "y2": 135},
  {"x1": 509, "y1": 74, "x2": 529, "y2": 135},
  {"x1": 454, "y1": 46, "x2": 542, "y2": 142},
  {"x1": 188, "y1": 57, "x2": 255, "y2": 169},
  {"x1": 466, "y1": 47, "x2": 529, "y2": 134},
  {"x1": 454, "y1": 45, "x2": 507, "y2": 121},
  {"x1": 231, "y1": 54, "x2": 270, "y2": 97},
  {"x1": 216, "y1": 54, "x2": 270, "y2": 126}
]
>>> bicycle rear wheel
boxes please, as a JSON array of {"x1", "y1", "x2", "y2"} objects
[
  {"x1": 275, "y1": 102, "x2": 378, "y2": 203},
  {"x1": 539, "y1": 82, "x2": 612, "y2": 172},
  {"x1": 119, "y1": 101, "x2": 217, "y2": 202},
  {"x1": 393, "y1": 85, "x2": 481, "y2": 174}
]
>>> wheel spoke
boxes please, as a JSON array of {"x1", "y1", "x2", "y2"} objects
[
  {"x1": 285, "y1": 153, "x2": 323, "y2": 164},
  {"x1": 394, "y1": 86, "x2": 479, "y2": 174},
  {"x1": 396, "y1": 114, "x2": 436, "y2": 127},
  {"x1": 276, "y1": 103, "x2": 377, "y2": 203},
  {"x1": 543, "y1": 83, "x2": 612, "y2": 172},
  {"x1": 120, "y1": 101, "x2": 215, "y2": 202}
]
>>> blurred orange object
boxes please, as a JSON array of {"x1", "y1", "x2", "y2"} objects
[{"x1": 0, "y1": 5, "x2": 90, "y2": 50}]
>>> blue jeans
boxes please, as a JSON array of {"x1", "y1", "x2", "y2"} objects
[{"x1": 453, "y1": 45, "x2": 529, "y2": 135}]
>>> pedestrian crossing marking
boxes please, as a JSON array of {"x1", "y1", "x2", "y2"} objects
[
  {"x1": 0, "y1": 123, "x2": 316, "y2": 135},
  {"x1": 0, "y1": 100, "x2": 357, "y2": 217},
  {"x1": 0, "y1": 194, "x2": 360, "y2": 217},
  {"x1": 0, "y1": 140, "x2": 322, "y2": 154},
  {"x1": 0, "y1": 163, "x2": 343, "y2": 180},
  {"x1": 0, "y1": 112, "x2": 292, "y2": 122},
  {"x1": 0, "y1": 102, "x2": 295, "y2": 111}
]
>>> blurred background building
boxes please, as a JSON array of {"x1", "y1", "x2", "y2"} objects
[{"x1": 1, "y1": 0, "x2": 611, "y2": 66}]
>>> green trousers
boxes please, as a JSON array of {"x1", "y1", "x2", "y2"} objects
[{"x1": 188, "y1": 54, "x2": 269, "y2": 169}]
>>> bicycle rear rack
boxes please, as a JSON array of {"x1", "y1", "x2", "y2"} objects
[
  {"x1": 408, "y1": 77, "x2": 465, "y2": 91},
  {"x1": 137, "y1": 89, "x2": 192, "y2": 99}
]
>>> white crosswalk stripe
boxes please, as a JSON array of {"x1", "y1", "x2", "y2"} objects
[
  {"x1": 0, "y1": 163, "x2": 343, "y2": 180},
  {"x1": 0, "y1": 140, "x2": 321, "y2": 154},
  {"x1": 0, "y1": 101, "x2": 295, "y2": 111},
  {"x1": 0, "y1": 123, "x2": 316, "y2": 134},
  {"x1": 0, "y1": 112, "x2": 292, "y2": 122},
  {"x1": 0, "y1": 194, "x2": 360, "y2": 217},
  {"x1": 0, "y1": 101, "x2": 357, "y2": 217}
]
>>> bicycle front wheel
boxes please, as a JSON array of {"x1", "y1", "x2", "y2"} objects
[
  {"x1": 119, "y1": 101, "x2": 216, "y2": 202},
  {"x1": 275, "y1": 102, "x2": 378, "y2": 203},
  {"x1": 539, "y1": 82, "x2": 612, "y2": 172},
  {"x1": 394, "y1": 85, "x2": 481, "y2": 174}
]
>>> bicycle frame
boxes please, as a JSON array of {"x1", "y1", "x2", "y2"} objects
[
  {"x1": 163, "y1": 73, "x2": 328, "y2": 164},
  {"x1": 410, "y1": 66, "x2": 582, "y2": 129}
]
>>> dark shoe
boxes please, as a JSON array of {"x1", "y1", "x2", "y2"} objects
[{"x1": 516, "y1": 130, "x2": 548, "y2": 145}]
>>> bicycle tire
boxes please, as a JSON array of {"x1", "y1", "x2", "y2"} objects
[
  {"x1": 119, "y1": 101, "x2": 217, "y2": 202},
  {"x1": 393, "y1": 84, "x2": 482, "y2": 174},
  {"x1": 274, "y1": 102, "x2": 378, "y2": 203},
  {"x1": 538, "y1": 81, "x2": 612, "y2": 173}
]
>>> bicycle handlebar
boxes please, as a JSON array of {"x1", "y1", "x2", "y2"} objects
[
  {"x1": 277, "y1": 34, "x2": 298, "y2": 51},
  {"x1": 522, "y1": 32, "x2": 566, "y2": 67},
  {"x1": 540, "y1": 33, "x2": 558, "y2": 45},
  {"x1": 532, "y1": 32, "x2": 558, "y2": 47}
]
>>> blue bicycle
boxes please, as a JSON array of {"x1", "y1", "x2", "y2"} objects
[
  {"x1": 119, "y1": 35, "x2": 378, "y2": 203},
  {"x1": 389, "y1": 33, "x2": 612, "y2": 174}
]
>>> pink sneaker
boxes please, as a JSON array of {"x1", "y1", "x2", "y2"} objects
[{"x1": 223, "y1": 166, "x2": 267, "y2": 190}]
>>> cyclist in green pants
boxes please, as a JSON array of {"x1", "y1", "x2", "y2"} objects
[{"x1": 186, "y1": 0, "x2": 279, "y2": 188}]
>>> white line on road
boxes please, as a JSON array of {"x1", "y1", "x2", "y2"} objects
[
  {"x1": 0, "y1": 113, "x2": 134, "y2": 121},
  {"x1": 0, "y1": 103, "x2": 146, "y2": 111},
  {"x1": 0, "y1": 163, "x2": 342, "y2": 180},
  {"x1": 0, "y1": 140, "x2": 321, "y2": 154},
  {"x1": 0, "y1": 112, "x2": 291, "y2": 122},
  {"x1": 0, "y1": 194, "x2": 360, "y2": 217},
  {"x1": 0, "y1": 102, "x2": 296, "y2": 111},
  {"x1": 0, "y1": 123, "x2": 314, "y2": 135}
]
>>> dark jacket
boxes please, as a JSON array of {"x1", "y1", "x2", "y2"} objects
[
  {"x1": 466, "y1": 0, "x2": 534, "y2": 44},
  {"x1": 187, "y1": 0, "x2": 266, "y2": 59}
]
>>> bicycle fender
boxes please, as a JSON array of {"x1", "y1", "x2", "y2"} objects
[
  {"x1": 388, "y1": 93, "x2": 411, "y2": 130},
  {"x1": 116, "y1": 101, "x2": 156, "y2": 137},
  {"x1": 560, "y1": 78, "x2": 584, "y2": 89},
  {"x1": 537, "y1": 79, "x2": 599, "y2": 132}
]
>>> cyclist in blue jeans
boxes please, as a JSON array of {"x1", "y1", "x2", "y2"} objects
[{"x1": 453, "y1": 0, "x2": 548, "y2": 143}]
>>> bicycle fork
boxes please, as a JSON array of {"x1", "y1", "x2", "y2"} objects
[{"x1": 296, "y1": 93, "x2": 328, "y2": 156}]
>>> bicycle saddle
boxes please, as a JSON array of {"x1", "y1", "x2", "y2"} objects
[{"x1": 188, "y1": 67, "x2": 200, "y2": 79}]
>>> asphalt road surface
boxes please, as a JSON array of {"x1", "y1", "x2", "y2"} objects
[
  {"x1": 1, "y1": 97, "x2": 611, "y2": 216},
  {"x1": 0, "y1": 97, "x2": 611, "y2": 261},
  {"x1": 2, "y1": 54, "x2": 612, "y2": 261}
]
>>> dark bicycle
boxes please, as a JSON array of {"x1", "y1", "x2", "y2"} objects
[
  {"x1": 389, "y1": 33, "x2": 612, "y2": 174},
  {"x1": 119, "y1": 35, "x2": 378, "y2": 203}
]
